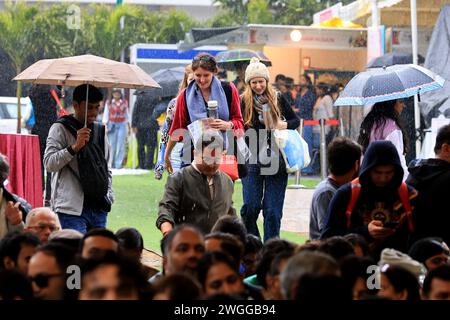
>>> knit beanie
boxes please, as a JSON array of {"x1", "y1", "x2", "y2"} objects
[
  {"x1": 245, "y1": 57, "x2": 270, "y2": 84},
  {"x1": 408, "y1": 237, "x2": 449, "y2": 264},
  {"x1": 378, "y1": 248, "x2": 427, "y2": 280}
]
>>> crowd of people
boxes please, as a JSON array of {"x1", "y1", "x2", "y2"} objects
[{"x1": 0, "y1": 52, "x2": 449, "y2": 301}]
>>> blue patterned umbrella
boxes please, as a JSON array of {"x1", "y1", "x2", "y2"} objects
[{"x1": 334, "y1": 64, "x2": 445, "y2": 106}]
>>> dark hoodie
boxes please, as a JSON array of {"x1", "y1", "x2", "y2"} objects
[
  {"x1": 407, "y1": 158, "x2": 450, "y2": 245},
  {"x1": 321, "y1": 141, "x2": 417, "y2": 258}
]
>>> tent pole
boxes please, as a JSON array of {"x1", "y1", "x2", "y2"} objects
[{"x1": 411, "y1": 0, "x2": 421, "y2": 157}]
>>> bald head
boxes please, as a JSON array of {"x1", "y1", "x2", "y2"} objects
[{"x1": 25, "y1": 208, "x2": 61, "y2": 243}]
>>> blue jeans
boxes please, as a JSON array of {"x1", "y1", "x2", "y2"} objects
[
  {"x1": 107, "y1": 121, "x2": 127, "y2": 169},
  {"x1": 240, "y1": 164, "x2": 288, "y2": 242},
  {"x1": 58, "y1": 207, "x2": 108, "y2": 234}
]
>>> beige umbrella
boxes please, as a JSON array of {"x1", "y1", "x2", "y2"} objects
[{"x1": 14, "y1": 54, "x2": 160, "y2": 126}]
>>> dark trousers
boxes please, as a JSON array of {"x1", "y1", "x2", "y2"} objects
[
  {"x1": 136, "y1": 127, "x2": 157, "y2": 169},
  {"x1": 240, "y1": 164, "x2": 288, "y2": 242}
]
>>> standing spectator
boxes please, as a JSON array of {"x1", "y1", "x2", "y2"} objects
[
  {"x1": 103, "y1": 89, "x2": 129, "y2": 169},
  {"x1": 155, "y1": 64, "x2": 194, "y2": 179},
  {"x1": 0, "y1": 153, "x2": 31, "y2": 239},
  {"x1": 28, "y1": 85, "x2": 58, "y2": 206},
  {"x1": 282, "y1": 77, "x2": 295, "y2": 107},
  {"x1": 273, "y1": 74, "x2": 286, "y2": 91},
  {"x1": 406, "y1": 124, "x2": 450, "y2": 245},
  {"x1": 293, "y1": 74, "x2": 316, "y2": 175},
  {"x1": 358, "y1": 99, "x2": 409, "y2": 180},
  {"x1": 240, "y1": 58, "x2": 300, "y2": 241},
  {"x1": 132, "y1": 90, "x2": 159, "y2": 169},
  {"x1": 321, "y1": 141, "x2": 417, "y2": 259},
  {"x1": 157, "y1": 130, "x2": 236, "y2": 236},
  {"x1": 44, "y1": 84, "x2": 113, "y2": 233},
  {"x1": 309, "y1": 137, "x2": 361, "y2": 240},
  {"x1": 164, "y1": 52, "x2": 244, "y2": 173}
]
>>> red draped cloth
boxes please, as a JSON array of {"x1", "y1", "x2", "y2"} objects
[{"x1": 0, "y1": 133, "x2": 43, "y2": 208}]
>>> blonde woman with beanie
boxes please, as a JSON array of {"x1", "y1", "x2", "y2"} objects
[{"x1": 240, "y1": 58, "x2": 300, "y2": 242}]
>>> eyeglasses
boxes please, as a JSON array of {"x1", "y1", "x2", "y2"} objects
[
  {"x1": 29, "y1": 273, "x2": 63, "y2": 288},
  {"x1": 29, "y1": 224, "x2": 60, "y2": 232}
]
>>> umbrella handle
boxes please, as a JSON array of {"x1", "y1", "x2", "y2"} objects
[{"x1": 84, "y1": 84, "x2": 89, "y2": 128}]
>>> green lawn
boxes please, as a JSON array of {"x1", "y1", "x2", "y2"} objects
[{"x1": 107, "y1": 173, "x2": 318, "y2": 254}]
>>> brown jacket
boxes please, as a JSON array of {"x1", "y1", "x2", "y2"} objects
[{"x1": 156, "y1": 165, "x2": 236, "y2": 234}]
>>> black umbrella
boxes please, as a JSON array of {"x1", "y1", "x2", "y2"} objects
[
  {"x1": 367, "y1": 52, "x2": 425, "y2": 68},
  {"x1": 150, "y1": 66, "x2": 185, "y2": 98},
  {"x1": 215, "y1": 49, "x2": 272, "y2": 71}
]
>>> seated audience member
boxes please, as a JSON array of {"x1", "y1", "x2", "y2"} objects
[
  {"x1": 28, "y1": 242, "x2": 75, "y2": 300},
  {"x1": 378, "y1": 264, "x2": 420, "y2": 301},
  {"x1": 157, "y1": 130, "x2": 236, "y2": 236},
  {"x1": 80, "y1": 228, "x2": 119, "y2": 259},
  {"x1": 318, "y1": 236, "x2": 355, "y2": 263},
  {"x1": 280, "y1": 251, "x2": 340, "y2": 300},
  {"x1": 0, "y1": 231, "x2": 40, "y2": 275},
  {"x1": 343, "y1": 233, "x2": 370, "y2": 257},
  {"x1": 378, "y1": 248, "x2": 426, "y2": 281},
  {"x1": 422, "y1": 265, "x2": 450, "y2": 300},
  {"x1": 48, "y1": 229, "x2": 83, "y2": 253},
  {"x1": 322, "y1": 141, "x2": 418, "y2": 259},
  {"x1": 0, "y1": 153, "x2": 32, "y2": 240},
  {"x1": 242, "y1": 234, "x2": 263, "y2": 278},
  {"x1": 25, "y1": 207, "x2": 61, "y2": 243},
  {"x1": 211, "y1": 215, "x2": 247, "y2": 248},
  {"x1": 205, "y1": 232, "x2": 244, "y2": 267},
  {"x1": 115, "y1": 227, "x2": 158, "y2": 279},
  {"x1": 263, "y1": 251, "x2": 294, "y2": 300},
  {"x1": 340, "y1": 255, "x2": 377, "y2": 300},
  {"x1": 293, "y1": 273, "x2": 351, "y2": 301},
  {"x1": 78, "y1": 252, "x2": 152, "y2": 300},
  {"x1": 154, "y1": 225, "x2": 205, "y2": 282},
  {"x1": 152, "y1": 274, "x2": 201, "y2": 300},
  {"x1": 309, "y1": 137, "x2": 361, "y2": 240},
  {"x1": 0, "y1": 269, "x2": 33, "y2": 300},
  {"x1": 197, "y1": 251, "x2": 253, "y2": 299},
  {"x1": 407, "y1": 124, "x2": 450, "y2": 245},
  {"x1": 408, "y1": 237, "x2": 449, "y2": 272}
]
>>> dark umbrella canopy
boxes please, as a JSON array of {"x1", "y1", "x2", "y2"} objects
[
  {"x1": 367, "y1": 52, "x2": 425, "y2": 68},
  {"x1": 335, "y1": 64, "x2": 445, "y2": 106},
  {"x1": 215, "y1": 49, "x2": 272, "y2": 71},
  {"x1": 150, "y1": 66, "x2": 185, "y2": 98}
]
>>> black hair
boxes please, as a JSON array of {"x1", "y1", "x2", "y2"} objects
[
  {"x1": 327, "y1": 137, "x2": 362, "y2": 176},
  {"x1": 343, "y1": 233, "x2": 369, "y2": 257},
  {"x1": 285, "y1": 77, "x2": 294, "y2": 90},
  {"x1": 36, "y1": 242, "x2": 76, "y2": 272},
  {"x1": 275, "y1": 74, "x2": 286, "y2": 82},
  {"x1": 81, "y1": 228, "x2": 118, "y2": 248},
  {"x1": 358, "y1": 100, "x2": 409, "y2": 153},
  {"x1": 301, "y1": 73, "x2": 312, "y2": 86},
  {"x1": 381, "y1": 265, "x2": 420, "y2": 301},
  {"x1": 0, "y1": 269, "x2": 33, "y2": 300},
  {"x1": 434, "y1": 123, "x2": 450, "y2": 153},
  {"x1": 0, "y1": 232, "x2": 40, "y2": 269},
  {"x1": 80, "y1": 251, "x2": 152, "y2": 300},
  {"x1": 268, "y1": 251, "x2": 294, "y2": 277},
  {"x1": 197, "y1": 251, "x2": 240, "y2": 288},
  {"x1": 205, "y1": 232, "x2": 244, "y2": 263},
  {"x1": 244, "y1": 234, "x2": 263, "y2": 256},
  {"x1": 294, "y1": 273, "x2": 352, "y2": 301},
  {"x1": 0, "y1": 153, "x2": 9, "y2": 184},
  {"x1": 315, "y1": 82, "x2": 330, "y2": 97},
  {"x1": 408, "y1": 237, "x2": 449, "y2": 264},
  {"x1": 192, "y1": 52, "x2": 218, "y2": 73},
  {"x1": 340, "y1": 255, "x2": 376, "y2": 297},
  {"x1": 422, "y1": 264, "x2": 450, "y2": 298},
  {"x1": 152, "y1": 273, "x2": 201, "y2": 300},
  {"x1": 116, "y1": 227, "x2": 144, "y2": 252},
  {"x1": 163, "y1": 224, "x2": 203, "y2": 256},
  {"x1": 211, "y1": 215, "x2": 247, "y2": 247},
  {"x1": 318, "y1": 236, "x2": 355, "y2": 263},
  {"x1": 256, "y1": 239, "x2": 296, "y2": 288},
  {"x1": 72, "y1": 84, "x2": 104, "y2": 104}
]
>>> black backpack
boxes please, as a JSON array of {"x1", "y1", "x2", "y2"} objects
[{"x1": 56, "y1": 116, "x2": 110, "y2": 209}]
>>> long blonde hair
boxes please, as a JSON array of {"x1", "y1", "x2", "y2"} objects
[{"x1": 242, "y1": 80, "x2": 281, "y2": 128}]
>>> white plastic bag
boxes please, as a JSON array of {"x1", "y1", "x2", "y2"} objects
[{"x1": 273, "y1": 129, "x2": 311, "y2": 173}]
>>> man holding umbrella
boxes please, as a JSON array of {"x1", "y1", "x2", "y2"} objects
[{"x1": 44, "y1": 85, "x2": 113, "y2": 233}]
